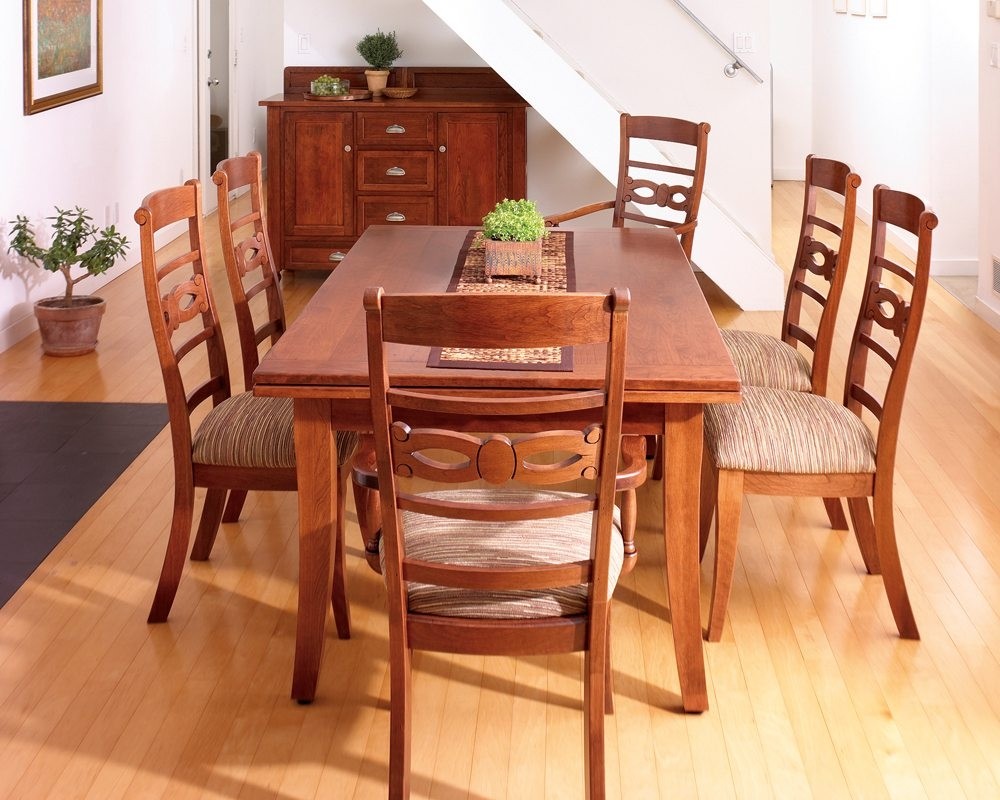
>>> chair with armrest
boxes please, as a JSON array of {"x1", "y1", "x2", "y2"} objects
[
  {"x1": 717, "y1": 155, "x2": 861, "y2": 531},
  {"x1": 700, "y1": 184, "x2": 937, "y2": 642},
  {"x1": 544, "y1": 113, "x2": 710, "y2": 260},
  {"x1": 212, "y1": 153, "x2": 361, "y2": 610},
  {"x1": 365, "y1": 287, "x2": 631, "y2": 799},
  {"x1": 135, "y1": 180, "x2": 355, "y2": 635}
]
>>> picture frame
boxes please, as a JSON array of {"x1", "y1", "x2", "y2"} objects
[
  {"x1": 870, "y1": 0, "x2": 887, "y2": 17},
  {"x1": 22, "y1": 0, "x2": 103, "y2": 115},
  {"x1": 849, "y1": 0, "x2": 867, "y2": 15},
  {"x1": 833, "y1": 0, "x2": 848, "y2": 12}
]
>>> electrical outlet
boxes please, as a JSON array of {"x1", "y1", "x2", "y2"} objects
[
  {"x1": 104, "y1": 205, "x2": 112, "y2": 227},
  {"x1": 114, "y1": 202, "x2": 120, "y2": 225},
  {"x1": 991, "y1": 42, "x2": 1000, "y2": 67}
]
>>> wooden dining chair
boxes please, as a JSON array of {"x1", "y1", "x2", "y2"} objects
[
  {"x1": 212, "y1": 152, "x2": 362, "y2": 570},
  {"x1": 135, "y1": 180, "x2": 355, "y2": 635},
  {"x1": 700, "y1": 184, "x2": 937, "y2": 642},
  {"x1": 544, "y1": 113, "x2": 710, "y2": 260},
  {"x1": 718, "y1": 155, "x2": 861, "y2": 530},
  {"x1": 366, "y1": 287, "x2": 631, "y2": 799}
]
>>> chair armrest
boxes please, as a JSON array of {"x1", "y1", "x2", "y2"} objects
[
  {"x1": 615, "y1": 435, "x2": 648, "y2": 492},
  {"x1": 544, "y1": 200, "x2": 616, "y2": 228}
]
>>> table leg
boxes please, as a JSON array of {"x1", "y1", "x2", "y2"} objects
[
  {"x1": 291, "y1": 397, "x2": 337, "y2": 703},
  {"x1": 663, "y1": 403, "x2": 708, "y2": 712}
]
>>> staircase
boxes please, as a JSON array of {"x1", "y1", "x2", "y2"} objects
[{"x1": 422, "y1": 0, "x2": 784, "y2": 310}]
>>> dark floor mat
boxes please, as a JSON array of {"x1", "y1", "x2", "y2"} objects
[{"x1": 0, "y1": 401, "x2": 168, "y2": 607}]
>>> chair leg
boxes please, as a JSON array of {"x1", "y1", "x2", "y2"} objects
[
  {"x1": 847, "y1": 496, "x2": 881, "y2": 575},
  {"x1": 353, "y1": 434, "x2": 383, "y2": 572},
  {"x1": 585, "y1": 609, "x2": 608, "y2": 800},
  {"x1": 331, "y1": 460, "x2": 352, "y2": 640},
  {"x1": 650, "y1": 435, "x2": 664, "y2": 482},
  {"x1": 699, "y1": 455, "x2": 718, "y2": 562},
  {"x1": 604, "y1": 612, "x2": 614, "y2": 715},
  {"x1": 389, "y1": 642, "x2": 412, "y2": 799},
  {"x1": 872, "y1": 483, "x2": 919, "y2": 639},
  {"x1": 617, "y1": 489, "x2": 637, "y2": 575},
  {"x1": 148, "y1": 479, "x2": 196, "y2": 623},
  {"x1": 190, "y1": 488, "x2": 227, "y2": 562},
  {"x1": 221, "y1": 489, "x2": 248, "y2": 523},
  {"x1": 823, "y1": 497, "x2": 849, "y2": 530},
  {"x1": 706, "y1": 470, "x2": 744, "y2": 642}
]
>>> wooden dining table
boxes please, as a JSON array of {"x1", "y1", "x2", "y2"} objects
[{"x1": 253, "y1": 224, "x2": 740, "y2": 712}]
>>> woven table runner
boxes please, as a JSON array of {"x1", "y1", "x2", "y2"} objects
[{"x1": 427, "y1": 230, "x2": 576, "y2": 371}]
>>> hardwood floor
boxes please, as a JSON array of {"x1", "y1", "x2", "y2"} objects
[{"x1": 0, "y1": 182, "x2": 998, "y2": 798}]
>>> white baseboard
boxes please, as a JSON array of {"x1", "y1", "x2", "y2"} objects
[
  {"x1": 0, "y1": 308, "x2": 39, "y2": 354},
  {"x1": 974, "y1": 295, "x2": 1000, "y2": 330},
  {"x1": 930, "y1": 258, "x2": 978, "y2": 277}
]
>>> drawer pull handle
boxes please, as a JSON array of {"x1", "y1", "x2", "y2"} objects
[
  {"x1": 328, "y1": 251, "x2": 347, "y2": 262},
  {"x1": 386, "y1": 212, "x2": 406, "y2": 222},
  {"x1": 386, "y1": 166, "x2": 406, "y2": 176},
  {"x1": 386, "y1": 124, "x2": 406, "y2": 134}
]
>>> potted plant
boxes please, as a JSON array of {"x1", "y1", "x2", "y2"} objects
[
  {"x1": 481, "y1": 198, "x2": 547, "y2": 284},
  {"x1": 7, "y1": 206, "x2": 129, "y2": 356},
  {"x1": 356, "y1": 29, "x2": 403, "y2": 96}
]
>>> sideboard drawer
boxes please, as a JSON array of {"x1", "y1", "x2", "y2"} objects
[
  {"x1": 356, "y1": 112, "x2": 435, "y2": 147},
  {"x1": 356, "y1": 150, "x2": 435, "y2": 192},
  {"x1": 356, "y1": 196, "x2": 435, "y2": 233},
  {"x1": 286, "y1": 240, "x2": 355, "y2": 270}
]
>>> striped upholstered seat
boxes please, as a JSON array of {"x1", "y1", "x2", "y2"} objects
[
  {"x1": 381, "y1": 489, "x2": 625, "y2": 619},
  {"x1": 719, "y1": 329, "x2": 813, "y2": 392},
  {"x1": 705, "y1": 386, "x2": 876, "y2": 474},
  {"x1": 193, "y1": 392, "x2": 358, "y2": 469}
]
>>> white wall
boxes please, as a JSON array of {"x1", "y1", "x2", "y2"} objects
[
  {"x1": 811, "y1": 1, "x2": 978, "y2": 277},
  {"x1": 0, "y1": 1, "x2": 282, "y2": 353},
  {"x1": 233, "y1": 0, "x2": 284, "y2": 160},
  {"x1": 978, "y1": 6, "x2": 1000, "y2": 324},
  {"x1": 512, "y1": 0, "x2": 774, "y2": 252},
  {"x1": 770, "y1": 0, "x2": 812, "y2": 180}
]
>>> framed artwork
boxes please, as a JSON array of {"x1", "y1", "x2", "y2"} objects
[
  {"x1": 834, "y1": 0, "x2": 848, "y2": 12},
  {"x1": 870, "y1": 0, "x2": 887, "y2": 16},
  {"x1": 22, "y1": 0, "x2": 103, "y2": 115},
  {"x1": 850, "y1": 0, "x2": 867, "y2": 15}
]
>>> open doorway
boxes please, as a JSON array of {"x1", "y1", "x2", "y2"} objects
[{"x1": 197, "y1": 0, "x2": 237, "y2": 213}]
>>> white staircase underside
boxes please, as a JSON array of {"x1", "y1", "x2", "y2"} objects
[{"x1": 423, "y1": 0, "x2": 784, "y2": 310}]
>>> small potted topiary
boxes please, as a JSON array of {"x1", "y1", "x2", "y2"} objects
[
  {"x1": 355, "y1": 29, "x2": 403, "y2": 96},
  {"x1": 8, "y1": 206, "x2": 129, "y2": 356},
  {"x1": 481, "y1": 198, "x2": 547, "y2": 284}
]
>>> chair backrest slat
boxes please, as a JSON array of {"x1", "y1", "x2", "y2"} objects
[
  {"x1": 213, "y1": 151, "x2": 287, "y2": 391},
  {"x1": 781, "y1": 155, "x2": 861, "y2": 395},
  {"x1": 844, "y1": 184, "x2": 937, "y2": 467}
]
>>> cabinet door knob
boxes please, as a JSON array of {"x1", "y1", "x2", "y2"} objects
[
  {"x1": 386, "y1": 166, "x2": 406, "y2": 176},
  {"x1": 385, "y1": 212, "x2": 406, "y2": 222},
  {"x1": 438, "y1": 145, "x2": 447, "y2": 153},
  {"x1": 386, "y1": 124, "x2": 406, "y2": 134},
  {"x1": 328, "y1": 251, "x2": 346, "y2": 262},
  {"x1": 344, "y1": 145, "x2": 352, "y2": 152}
]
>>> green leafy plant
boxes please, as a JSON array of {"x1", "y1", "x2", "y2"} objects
[
  {"x1": 8, "y1": 206, "x2": 129, "y2": 302},
  {"x1": 482, "y1": 199, "x2": 547, "y2": 242},
  {"x1": 355, "y1": 29, "x2": 403, "y2": 71}
]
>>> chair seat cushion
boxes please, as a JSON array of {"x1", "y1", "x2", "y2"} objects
[
  {"x1": 381, "y1": 489, "x2": 624, "y2": 619},
  {"x1": 705, "y1": 386, "x2": 876, "y2": 474},
  {"x1": 720, "y1": 329, "x2": 813, "y2": 392},
  {"x1": 193, "y1": 393, "x2": 358, "y2": 469}
]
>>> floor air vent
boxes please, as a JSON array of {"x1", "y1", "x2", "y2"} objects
[{"x1": 994, "y1": 256, "x2": 1000, "y2": 296}]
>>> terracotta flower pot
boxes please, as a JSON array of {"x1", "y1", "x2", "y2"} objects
[
  {"x1": 483, "y1": 238, "x2": 543, "y2": 284},
  {"x1": 364, "y1": 69, "x2": 390, "y2": 97},
  {"x1": 33, "y1": 296, "x2": 106, "y2": 356}
]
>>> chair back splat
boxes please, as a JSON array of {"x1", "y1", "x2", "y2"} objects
[
  {"x1": 545, "y1": 113, "x2": 710, "y2": 260},
  {"x1": 365, "y1": 287, "x2": 629, "y2": 799}
]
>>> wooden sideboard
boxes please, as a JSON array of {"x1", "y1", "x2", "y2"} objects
[{"x1": 260, "y1": 67, "x2": 528, "y2": 271}]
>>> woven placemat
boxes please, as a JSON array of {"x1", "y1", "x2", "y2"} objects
[{"x1": 427, "y1": 230, "x2": 575, "y2": 371}]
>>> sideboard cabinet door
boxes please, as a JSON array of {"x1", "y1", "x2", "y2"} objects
[
  {"x1": 437, "y1": 112, "x2": 513, "y2": 227},
  {"x1": 282, "y1": 111, "x2": 354, "y2": 238}
]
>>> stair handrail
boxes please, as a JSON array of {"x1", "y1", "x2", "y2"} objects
[{"x1": 671, "y1": 0, "x2": 764, "y2": 84}]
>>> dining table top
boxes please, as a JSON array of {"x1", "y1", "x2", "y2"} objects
[{"x1": 254, "y1": 225, "x2": 740, "y2": 405}]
